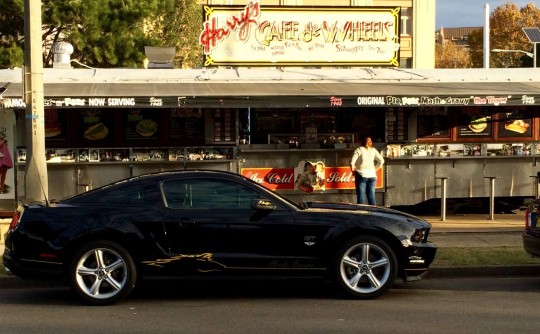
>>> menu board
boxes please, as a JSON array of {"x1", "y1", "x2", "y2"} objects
[
  {"x1": 169, "y1": 108, "x2": 204, "y2": 143},
  {"x1": 213, "y1": 109, "x2": 234, "y2": 143},
  {"x1": 456, "y1": 107, "x2": 493, "y2": 139},
  {"x1": 125, "y1": 109, "x2": 160, "y2": 140},
  {"x1": 496, "y1": 107, "x2": 533, "y2": 138},
  {"x1": 416, "y1": 107, "x2": 450, "y2": 139},
  {"x1": 79, "y1": 109, "x2": 113, "y2": 144},
  {"x1": 44, "y1": 109, "x2": 67, "y2": 141},
  {"x1": 386, "y1": 108, "x2": 408, "y2": 142}
]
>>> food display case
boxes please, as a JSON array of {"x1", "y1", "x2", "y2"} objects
[
  {"x1": 268, "y1": 133, "x2": 354, "y2": 149},
  {"x1": 384, "y1": 142, "x2": 540, "y2": 206},
  {"x1": 15, "y1": 146, "x2": 237, "y2": 201}
]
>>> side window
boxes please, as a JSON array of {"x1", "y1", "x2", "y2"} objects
[
  {"x1": 162, "y1": 178, "x2": 261, "y2": 209},
  {"x1": 98, "y1": 185, "x2": 144, "y2": 204},
  {"x1": 162, "y1": 180, "x2": 189, "y2": 209}
]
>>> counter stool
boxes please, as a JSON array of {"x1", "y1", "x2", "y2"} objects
[
  {"x1": 484, "y1": 176, "x2": 499, "y2": 220},
  {"x1": 435, "y1": 176, "x2": 449, "y2": 221},
  {"x1": 77, "y1": 183, "x2": 92, "y2": 193}
]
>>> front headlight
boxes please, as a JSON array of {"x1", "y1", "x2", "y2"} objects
[{"x1": 411, "y1": 229, "x2": 428, "y2": 243}]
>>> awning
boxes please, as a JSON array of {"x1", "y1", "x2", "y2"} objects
[{"x1": 2, "y1": 67, "x2": 540, "y2": 108}]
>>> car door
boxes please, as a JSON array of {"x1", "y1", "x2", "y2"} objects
[{"x1": 161, "y1": 177, "x2": 299, "y2": 273}]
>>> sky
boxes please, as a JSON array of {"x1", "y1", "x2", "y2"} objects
[{"x1": 436, "y1": 0, "x2": 539, "y2": 28}]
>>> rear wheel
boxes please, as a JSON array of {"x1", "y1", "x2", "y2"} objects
[
  {"x1": 69, "y1": 240, "x2": 136, "y2": 305},
  {"x1": 334, "y1": 236, "x2": 397, "y2": 299}
]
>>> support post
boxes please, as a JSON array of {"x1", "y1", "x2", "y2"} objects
[
  {"x1": 435, "y1": 177, "x2": 449, "y2": 221},
  {"x1": 484, "y1": 176, "x2": 499, "y2": 220}
]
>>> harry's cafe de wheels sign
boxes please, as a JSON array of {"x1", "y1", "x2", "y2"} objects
[
  {"x1": 198, "y1": 1, "x2": 401, "y2": 67},
  {"x1": 200, "y1": 2, "x2": 390, "y2": 192}
]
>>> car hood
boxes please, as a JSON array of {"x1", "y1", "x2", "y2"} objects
[{"x1": 302, "y1": 201, "x2": 425, "y2": 221}]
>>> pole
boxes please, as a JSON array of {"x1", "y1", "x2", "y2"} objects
[
  {"x1": 483, "y1": 3, "x2": 490, "y2": 68},
  {"x1": 24, "y1": 0, "x2": 48, "y2": 203},
  {"x1": 534, "y1": 43, "x2": 537, "y2": 69}
]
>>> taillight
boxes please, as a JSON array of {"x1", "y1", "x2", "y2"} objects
[
  {"x1": 525, "y1": 208, "x2": 531, "y2": 230},
  {"x1": 8, "y1": 210, "x2": 21, "y2": 231}
]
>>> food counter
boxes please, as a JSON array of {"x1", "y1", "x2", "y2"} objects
[
  {"x1": 15, "y1": 147, "x2": 237, "y2": 201},
  {"x1": 384, "y1": 142, "x2": 540, "y2": 206},
  {"x1": 17, "y1": 142, "x2": 540, "y2": 208}
]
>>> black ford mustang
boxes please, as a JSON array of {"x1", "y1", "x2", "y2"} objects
[{"x1": 3, "y1": 170, "x2": 436, "y2": 305}]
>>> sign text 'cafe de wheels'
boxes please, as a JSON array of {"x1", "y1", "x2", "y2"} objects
[{"x1": 198, "y1": 1, "x2": 401, "y2": 67}]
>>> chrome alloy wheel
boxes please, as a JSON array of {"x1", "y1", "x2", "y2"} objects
[
  {"x1": 75, "y1": 247, "x2": 129, "y2": 300},
  {"x1": 339, "y1": 240, "x2": 394, "y2": 296}
]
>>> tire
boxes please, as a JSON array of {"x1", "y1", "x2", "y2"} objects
[
  {"x1": 69, "y1": 240, "x2": 137, "y2": 305},
  {"x1": 334, "y1": 236, "x2": 398, "y2": 299}
]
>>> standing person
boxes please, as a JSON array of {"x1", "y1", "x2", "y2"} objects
[
  {"x1": 0, "y1": 132, "x2": 14, "y2": 194},
  {"x1": 350, "y1": 136, "x2": 384, "y2": 205}
]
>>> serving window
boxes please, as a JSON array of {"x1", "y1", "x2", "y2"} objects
[{"x1": 416, "y1": 107, "x2": 451, "y2": 141}]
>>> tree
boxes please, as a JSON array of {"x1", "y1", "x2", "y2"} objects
[
  {"x1": 0, "y1": 0, "x2": 25, "y2": 67},
  {"x1": 436, "y1": 41, "x2": 473, "y2": 68},
  {"x1": 468, "y1": 2, "x2": 540, "y2": 68},
  {"x1": 0, "y1": 0, "x2": 202, "y2": 68},
  {"x1": 145, "y1": 0, "x2": 203, "y2": 68}
]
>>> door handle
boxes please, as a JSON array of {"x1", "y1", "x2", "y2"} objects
[{"x1": 179, "y1": 220, "x2": 196, "y2": 227}]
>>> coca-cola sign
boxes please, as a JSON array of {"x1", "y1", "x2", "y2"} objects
[
  {"x1": 241, "y1": 165, "x2": 384, "y2": 192},
  {"x1": 241, "y1": 168, "x2": 294, "y2": 190}
]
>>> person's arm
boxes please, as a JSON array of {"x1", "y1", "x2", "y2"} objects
[
  {"x1": 374, "y1": 150, "x2": 385, "y2": 171},
  {"x1": 350, "y1": 148, "x2": 361, "y2": 172}
]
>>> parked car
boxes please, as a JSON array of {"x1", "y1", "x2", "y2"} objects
[
  {"x1": 3, "y1": 170, "x2": 436, "y2": 305},
  {"x1": 524, "y1": 200, "x2": 540, "y2": 257}
]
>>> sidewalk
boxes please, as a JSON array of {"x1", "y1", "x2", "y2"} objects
[{"x1": 423, "y1": 212, "x2": 525, "y2": 248}]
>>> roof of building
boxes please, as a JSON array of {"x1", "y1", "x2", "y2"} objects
[
  {"x1": 1, "y1": 67, "x2": 540, "y2": 108},
  {"x1": 436, "y1": 27, "x2": 483, "y2": 45}
]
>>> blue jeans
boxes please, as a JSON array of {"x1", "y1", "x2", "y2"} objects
[{"x1": 355, "y1": 172, "x2": 376, "y2": 205}]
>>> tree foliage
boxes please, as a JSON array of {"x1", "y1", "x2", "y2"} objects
[
  {"x1": 145, "y1": 0, "x2": 203, "y2": 68},
  {"x1": 435, "y1": 41, "x2": 473, "y2": 68},
  {"x1": 469, "y1": 2, "x2": 540, "y2": 68},
  {"x1": 0, "y1": 0, "x2": 202, "y2": 68}
]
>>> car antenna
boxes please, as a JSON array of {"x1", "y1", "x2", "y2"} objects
[{"x1": 36, "y1": 171, "x2": 51, "y2": 207}]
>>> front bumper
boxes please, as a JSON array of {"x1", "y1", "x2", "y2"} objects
[{"x1": 401, "y1": 242, "x2": 437, "y2": 281}]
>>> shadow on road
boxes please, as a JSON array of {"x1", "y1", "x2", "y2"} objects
[{"x1": 1, "y1": 276, "x2": 539, "y2": 306}]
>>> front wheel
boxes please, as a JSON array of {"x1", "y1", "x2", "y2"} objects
[
  {"x1": 69, "y1": 240, "x2": 137, "y2": 305},
  {"x1": 334, "y1": 236, "x2": 398, "y2": 299}
]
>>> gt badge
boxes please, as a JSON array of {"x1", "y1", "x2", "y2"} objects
[{"x1": 304, "y1": 236, "x2": 316, "y2": 246}]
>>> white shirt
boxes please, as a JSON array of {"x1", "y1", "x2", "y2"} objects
[{"x1": 350, "y1": 146, "x2": 385, "y2": 178}]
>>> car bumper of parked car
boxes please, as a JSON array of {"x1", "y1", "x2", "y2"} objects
[
  {"x1": 523, "y1": 231, "x2": 540, "y2": 257},
  {"x1": 401, "y1": 242, "x2": 437, "y2": 281},
  {"x1": 3, "y1": 251, "x2": 63, "y2": 280}
]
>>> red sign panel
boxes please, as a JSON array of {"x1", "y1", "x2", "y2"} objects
[
  {"x1": 241, "y1": 165, "x2": 384, "y2": 192},
  {"x1": 241, "y1": 168, "x2": 295, "y2": 190}
]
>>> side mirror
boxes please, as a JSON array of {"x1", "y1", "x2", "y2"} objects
[{"x1": 251, "y1": 199, "x2": 276, "y2": 210}]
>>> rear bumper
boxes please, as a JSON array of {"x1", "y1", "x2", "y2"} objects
[
  {"x1": 3, "y1": 250, "x2": 63, "y2": 281},
  {"x1": 523, "y1": 232, "x2": 540, "y2": 257}
]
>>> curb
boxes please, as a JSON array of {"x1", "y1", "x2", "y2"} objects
[{"x1": 425, "y1": 264, "x2": 540, "y2": 279}]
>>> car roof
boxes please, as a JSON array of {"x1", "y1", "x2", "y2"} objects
[{"x1": 60, "y1": 169, "x2": 263, "y2": 203}]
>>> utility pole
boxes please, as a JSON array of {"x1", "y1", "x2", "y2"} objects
[
  {"x1": 23, "y1": 0, "x2": 48, "y2": 203},
  {"x1": 483, "y1": 3, "x2": 490, "y2": 68}
]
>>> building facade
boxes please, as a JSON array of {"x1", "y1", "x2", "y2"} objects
[{"x1": 3, "y1": 1, "x2": 540, "y2": 216}]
